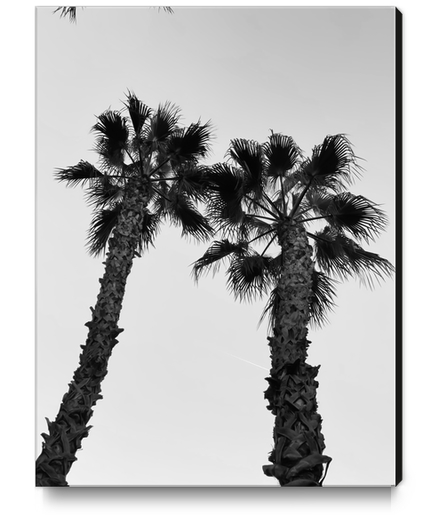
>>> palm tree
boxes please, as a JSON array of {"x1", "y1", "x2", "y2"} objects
[
  {"x1": 36, "y1": 93, "x2": 212, "y2": 486},
  {"x1": 193, "y1": 133, "x2": 394, "y2": 486}
]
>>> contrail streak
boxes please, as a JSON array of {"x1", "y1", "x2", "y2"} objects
[{"x1": 221, "y1": 350, "x2": 269, "y2": 372}]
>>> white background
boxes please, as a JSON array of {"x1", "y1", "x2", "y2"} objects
[{"x1": 1, "y1": 0, "x2": 428, "y2": 513}]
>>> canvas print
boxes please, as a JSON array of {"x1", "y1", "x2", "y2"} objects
[{"x1": 36, "y1": 6, "x2": 400, "y2": 487}]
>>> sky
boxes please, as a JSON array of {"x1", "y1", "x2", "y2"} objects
[{"x1": 36, "y1": 6, "x2": 396, "y2": 487}]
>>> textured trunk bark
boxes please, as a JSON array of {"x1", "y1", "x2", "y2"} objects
[
  {"x1": 263, "y1": 220, "x2": 331, "y2": 486},
  {"x1": 36, "y1": 178, "x2": 149, "y2": 486}
]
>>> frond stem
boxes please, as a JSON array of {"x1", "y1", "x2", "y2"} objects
[
  {"x1": 247, "y1": 227, "x2": 277, "y2": 246},
  {"x1": 260, "y1": 232, "x2": 278, "y2": 257},
  {"x1": 152, "y1": 185, "x2": 172, "y2": 204},
  {"x1": 149, "y1": 157, "x2": 170, "y2": 178},
  {"x1": 262, "y1": 191, "x2": 284, "y2": 217},
  {"x1": 306, "y1": 231, "x2": 328, "y2": 243},
  {"x1": 125, "y1": 149, "x2": 138, "y2": 168},
  {"x1": 279, "y1": 175, "x2": 287, "y2": 214},
  {"x1": 135, "y1": 140, "x2": 144, "y2": 178},
  {"x1": 150, "y1": 176, "x2": 176, "y2": 183},
  {"x1": 247, "y1": 213, "x2": 278, "y2": 222},
  {"x1": 98, "y1": 174, "x2": 125, "y2": 180},
  {"x1": 295, "y1": 206, "x2": 313, "y2": 218},
  {"x1": 300, "y1": 215, "x2": 333, "y2": 223},
  {"x1": 288, "y1": 177, "x2": 314, "y2": 219},
  {"x1": 145, "y1": 149, "x2": 155, "y2": 176},
  {"x1": 123, "y1": 149, "x2": 141, "y2": 182},
  {"x1": 245, "y1": 194, "x2": 283, "y2": 220}
]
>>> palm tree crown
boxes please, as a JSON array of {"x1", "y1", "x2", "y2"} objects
[
  {"x1": 56, "y1": 92, "x2": 213, "y2": 255},
  {"x1": 194, "y1": 132, "x2": 393, "y2": 327}
]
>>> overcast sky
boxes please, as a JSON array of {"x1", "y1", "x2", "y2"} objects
[{"x1": 36, "y1": 6, "x2": 396, "y2": 486}]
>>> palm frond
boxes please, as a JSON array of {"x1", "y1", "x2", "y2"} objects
[
  {"x1": 137, "y1": 210, "x2": 161, "y2": 254},
  {"x1": 324, "y1": 193, "x2": 388, "y2": 242},
  {"x1": 213, "y1": 216, "x2": 247, "y2": 240},
  {"x1": 150, "y1": 155, "x2": 172, "y2": 179},
  {"x1": 305, "y1": 189, "x2": 331, "y2": 209},
  {"x1": 282, "y1": 168, "x2": 304, "y2": 195},
  {"x1": 167, "y1": 191, "x2": 213, "y2": 241},
  {"x1": 211, "y1": 210, "x2": 275, "y2": 242},
  {"x1": 167, "y1": 121, "x2": 212, "y2": 166},
  {"x1": 171, "y1": 164, "x2": 210, "y2": 200},
  {"x1": 227, "y1": 253, "x2": 273, "y2": 302},
  {"x1": 266, "y1": 188, "x2": 287, "y2": 215},
  {"x1": 92, "y1": 111, "x2": 129, "y2": 168},
  {"x1": 266, "y1": 252, "x2": 283, "y2": 279},
  {"x1": 309, "y1": 271, "x2": 338, "y2": 328},
  {"x1": 259, "y1": 270, "x2": 337, "y2": 330},
  {"x1": 53, "y1": 7, "x2": 77, "y2": 22},
  {"x1": 87, "y1": 203, "x2": 122, "y2": 256},
  {"x1": 297, "y1": 188, "x2": 332, "y2": 221},
  {"x1": 228, "y1": 139, "x2": 265, "y2": 195},
  {"x1": 144, "y1": 102, "x2": 180, "y2": 150},
  {"x1": 192, "y1": 239, "x2": 249, "y2": 280},
  {"x1": 302, "y1": 134, "x2": 362, "y2": 190},
  {"x1": 151, "y1": 6, "x2": 174, "y2": 14},
  {"x1": 123, "y1": 160, "x2": 146, "y2": 178},
  {"x1": 123, "y1": 91, "x2": 152, "y2": 138},
  {"x1": 312, "y1": 226, "x2": 394, "y2": 287},
  {"x1": 206, "y1": 163, "x2": 247, "y2": 225},
  {"x1": 263, "y1": 133, "x2": 302, "y2": 180},
  {"x1": 84, "y1": 176, "x2": 124, "y2": 208},
  {"x1": 54, "y1": 161, "x2": 103, "y2": 187},
  {"x1": 259, "y1": 286, "x2": 280, "y2": 330},
  {"x1": 151, "y1": 181, "x2": 171, "y2": 215},
  {"x1": 243, "y1": 215, "x2": 277, "y2": 243}
]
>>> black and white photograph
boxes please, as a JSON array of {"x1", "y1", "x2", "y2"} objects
[{"x1": 35, "y1": 5, "x2": 399, "y2": 488}]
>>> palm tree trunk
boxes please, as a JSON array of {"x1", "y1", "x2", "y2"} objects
[
  {"x1": 36, "y1": 178, "x2": 149, "y2": 486},
  {"x1": 263, "y1": 220, "x2": 331, "y2": 486}
]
